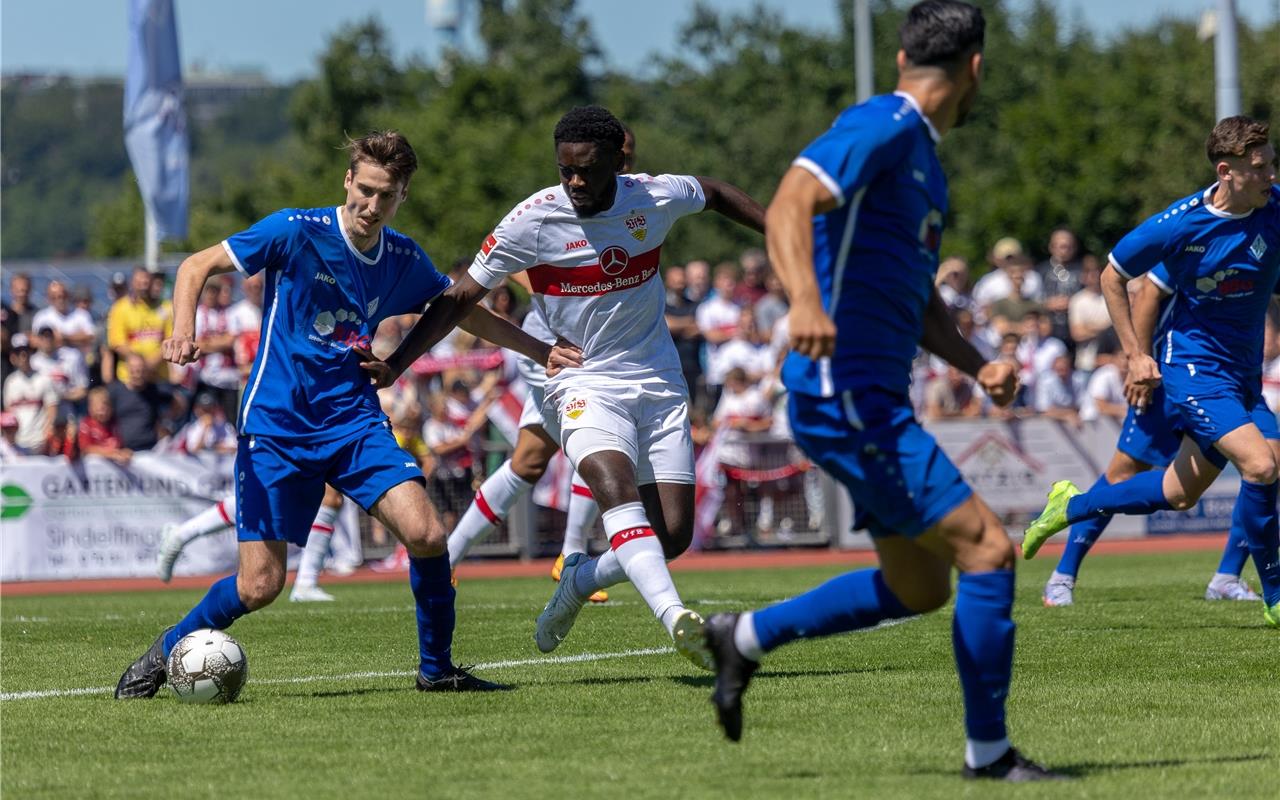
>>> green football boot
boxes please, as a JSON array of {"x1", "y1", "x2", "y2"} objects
[{"x1": 1021, "y1": 480, "x2": 1081, "y2": 560}]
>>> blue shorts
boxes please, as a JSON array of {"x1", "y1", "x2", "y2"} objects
[
  {"x1": 1156, "y1": 366, "x2": 1279, "y2": 470},
  {"x1": 1117, "y1": 384, "x2": 1182, "y2": 467},
  {"x1": 235, "y1": 422, "x2": 424, "y2": 547},
  {"x1": 788, "y1": 389, "x2": 972, "y2": 538}
]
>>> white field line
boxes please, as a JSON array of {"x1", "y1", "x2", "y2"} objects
[{"x1": 0, "y1": 647, "x2": 675, "y2": 702}]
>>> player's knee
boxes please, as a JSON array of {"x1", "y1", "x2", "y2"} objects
[
  {"x1": 238, "y1": 570, "x2": 285, "y2": 610},
  {"x1": 961, "y1": 523, "x2": 1016, "y2": 573},
  {"x1": 1165, "y1": 488, "x2": 1198, "y2": 511},
  {"x1": 659, "y1": 520, "x2": 692, "y2": 559},
  {"x1": 1238, "y1": 454, "x2": 1279, "y2": 485},
  {"x1": 400, "y1": 517, "x2": 446, "y2": 558}
]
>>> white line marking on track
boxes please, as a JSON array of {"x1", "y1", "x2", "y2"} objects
[{"x1": 0, "y1": 647, "x2": 675, "y2": 702}]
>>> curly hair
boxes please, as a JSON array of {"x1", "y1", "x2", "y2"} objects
[
  {"x1": 553, "y1": 106, "x2": 625, "y2": 153},
  {"x1": 1206, "y1": 116, "x2": 1271, "y2": 164}
]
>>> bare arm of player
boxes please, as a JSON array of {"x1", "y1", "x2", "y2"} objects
[
  {"x1": 696, "y1": 176, "x2": 767, "y2": 234},
  {"x1": 1101, "y1": 263, "x2": 1160, "y2": 397},
  {"x1": 457, "y1": 304, "x2": 582, "y2": 371},
  {"x1": 1126, "y1": 276, "x2": 1165, "y2": 408},
  {"x1": 919, "y1": 286, "x2": 1019, "y2": 408},
  {"x1": 764, "y1": 166, "x2": 839, "y2": 360},
  {"x1": 163, "y1": 244, "x2": 239, "y2": 365}
]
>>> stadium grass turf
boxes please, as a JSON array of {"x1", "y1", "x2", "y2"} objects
[{"x1": 2, "y1": 550, "x2": 1277, "y2": 799}]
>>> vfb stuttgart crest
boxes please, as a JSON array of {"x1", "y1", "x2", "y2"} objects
[
  {"x1": 599, "y1": 246, "x2": 630, "y2": 276},
  {"x1": 625, "y1": 214, "x2": 648, "y2": 242},
  {"x1": 565, "y1": 397, "x2": 588, "y2": 420}
]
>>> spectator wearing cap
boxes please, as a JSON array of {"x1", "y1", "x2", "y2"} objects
[
  {"x1": 1068, "y1": 255, "x2": 1113, "y2": 371},
  {"x1": 1036, "y1": 227, "x2": 1084, "y2": 344},
  {"x1": 30, "y1": 325, "x2": 89, "y2": 413},
  {"x1": 193, "y1": 276, "x2": 240, "y2": 423},
  {"x1": 107, "y1": 353, "x2": 182, "y2": 452},
  {"x1": 972, "y1": 237, "x2": 1044, "y2": 309},
  {"x1": 935, "y1": 256, "x2": 974, "y2": 312},
  {"x1": 183, "y1": 391, "x2": 237, "y2": 455},
  {"x1": 0, "y1": 411, "x2": 27, "y2": 460},
  {"x1": 105, "y1": 266, "x2": 173, "y2": 383},
  {"x1": 78, "y1": 386, "x2": 132, "y2": 465},
  {"x1": 664, "y1": 265, "x2": 704, "y2": 405},
  {"x1": 3, "y1": 334, "x2": 58, "y2": 452},
  {"x1": 31, "y1": 280, "x2": 96, "y2": 349}
]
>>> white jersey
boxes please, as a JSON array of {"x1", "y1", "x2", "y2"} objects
[{"x1": 469, "y1": 174, "x2": 706, "y2": 393}]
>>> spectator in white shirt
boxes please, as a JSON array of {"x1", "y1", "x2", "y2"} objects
[
  {"x1": 972, "y1": 237, "x2": 1044, "y2": 309},
  {"x1": 710, "y1": 307, "x2": 771, "y2": 387},
  {"x1": 31, "y1": 280, "x2": 96, "y2": 349},
  {"x1": 183, "y1": 392, "x2": 237, "y2": 454},
  {"x1": 3, "y1": 334, "x2": 57, "y2": 451},
  {"x1": 1033, "y1": 354, "x2": 1083, "y2": 423},
  {"x1": 30, "y1": 326, "x2": 88, "y2": 411},
  {"x1": 1068, "y1": 255, "x2": 1112, "y2": 371},
  {"x1": 696, "y1": 262, "x2": 743, "y2": 403},
  {"x1": 935, "y1": 256, "x2": 974, "y2": 312},
  {"x1": 1079, "y1": 351, "x2": 1127, "y2": 423},
  {"x1": 1016, "y1": 309, "x2": 1068, "y2": 397},
  {"x1": 193, "y1": 277, "x2": 240, "y2": 423}
]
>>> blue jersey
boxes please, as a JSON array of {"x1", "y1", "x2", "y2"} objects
[
  {"x1": 1110, "y1": 185, "x2": 1280, "y2": 382},
  {"x1": 781, "y1": 92, "x2": 948, "y2": 398},
  {"x1": 224, "y1": 206, "x2": 450, "y2": 441}
]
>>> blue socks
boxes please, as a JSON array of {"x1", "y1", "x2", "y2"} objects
[
  {"x1": 409, "y1": 554, "x2": 456, "y2": 679},
  {"x1": 1217, "y1": 496, "x2": 1252, "y2": 576},
  {"x1": 1055, "y1": 474, "x2": 1114, "y2": 578},
  {"x1": 952, "y1": 571, "x2": 1015, "y2": 743},
  {"x1": 751, "y1": 569, "x2": 912, "y2": 652},
  {"x1": 1067, "y1": 469, "x2": 1172, "y2": 524},
  {"x1": 163, "y1": 575, "x2": 250, "y2": 657},
  {"x1": 1237, "y1": 480, "x2": 1280, "y2": 606}
]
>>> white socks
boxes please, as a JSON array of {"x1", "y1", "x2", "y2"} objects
[
  {"x1": 965, "y1": 737, "x2": 1012, "y2": 769},
  {"x1": 561, "y1": 477, "x2": 600, "y2": 556},
  {"x1": 601, "y1": 502, "x2": 685, "y2": 634},
  {"x1": 176, "y1": 493, "x2": 237, "y2": 546},
  {"x1": 733, "y1": 612, "x2": 764, "y2": 661},
  {"x1": 295, "y1": 505, "x2": 337, "y2": 589},
  {"x1": 447, "y1": 462, "x2": 533, "y2": 568}
]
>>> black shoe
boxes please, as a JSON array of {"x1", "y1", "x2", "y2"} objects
[
  {"x1": 114, "y1": 627, "x2": 174, "y2": 700},
  {"x1": 706, "y1": 613, "x2": 758, "y2": 742},
  {"x1": 962, "y1": 748, "x2": 1068, "y2": 781},
  {"x1": 415, "y1": 665, "x2": 512, "y2": 692}
]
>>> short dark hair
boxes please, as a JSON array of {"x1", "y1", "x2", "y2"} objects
[
  {"x1": 553, "y1": 106, "x2": 626, "y2": 154},
  {"x1": 899, "y1": 1, "x2": 985, "y2": 69},
  {"x1": 1206, "y1": 116, "x2": 1271, "y2": 164},
  {"x1": 345, "y1": 130, "x2": 418, "y2": 187}
]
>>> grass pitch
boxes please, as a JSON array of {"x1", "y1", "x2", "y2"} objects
[{"x1": 2, "y1": 550, "x2": 1277, "y2": 799}]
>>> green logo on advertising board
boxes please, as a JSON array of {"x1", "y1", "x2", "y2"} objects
[{"x1": 1, "y1": 484, "x2": 33, "y2": 520}]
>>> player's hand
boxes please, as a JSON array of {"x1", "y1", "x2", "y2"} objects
[
  {"x1": 355, "y1": 346, "x2": 398, "y2": 389},
  {"x1": 1125, "y1": 353, "x2": 1160, "y2": 407},
  {"x1": 788, "y1": 304, "x2": 837, "y2": 360},
  {"x1": 977, "y1": 360, "x2": 1019, "y2": 408},
  {"x1": 161, "y1": 335, "x2": 201, "y2": 365},
  {"x1": 546, "y1": 337, "x2": 584, "y2": 378}
]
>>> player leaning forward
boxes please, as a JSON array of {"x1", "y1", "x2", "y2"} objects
[
  {"x1": 115, "y1": 131, "x2": 581, "y2": 698},
  {"x1": 366, "y1": 106, "x2": 766, "y2": 669}
]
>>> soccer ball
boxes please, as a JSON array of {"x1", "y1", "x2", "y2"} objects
[{"x1": 166, "y1": 628, "x2": 248, "y2": 704}]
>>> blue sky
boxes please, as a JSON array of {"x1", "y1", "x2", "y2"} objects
[{"x1": 2, "y1": 1, "x2": 1275, "y2": 82}]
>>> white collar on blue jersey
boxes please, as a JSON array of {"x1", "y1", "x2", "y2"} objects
[
  {"x1": 336, "y1": 205, "x2": 385, "y2": 265},
  {"x1": 893, "y1": 91, "x2": 941, "y2": 144},
  {"x1": 1201, "y1": 183, "x2": 1256, "y2": 220}
]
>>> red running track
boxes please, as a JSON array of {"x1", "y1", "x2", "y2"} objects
[{"x1": 0, "y1": 533, "x2": 1232, "y2": 598}]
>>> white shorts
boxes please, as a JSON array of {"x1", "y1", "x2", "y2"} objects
[
  {"x1": 544, "y1": 380, "x2": 694, "y2": 485},
  {"x1": 518, "y1": 384, "x2": 548, "y2": 430}
]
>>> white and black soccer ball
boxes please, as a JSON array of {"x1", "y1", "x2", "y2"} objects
[{"x1": 166, "y1": 628, "x2": 248, "y2": 704}]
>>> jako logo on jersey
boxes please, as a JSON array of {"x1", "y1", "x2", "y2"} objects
[
  {"x1": 1183, "y1": 245, "x2": 1206, "y2": 253},
  {"x1": 1195, "y1": 269, "x2": 1254, "y2": 297},
  {"x1": 481, "y1": 233, "x2": 498, "y2": 259},
  {"x1": 625, "y1": 214, "x2": 647, "y2": 242},
  {"x1": 314, "y1": 272, "x2": 336, "y2": 285},
  {"x1": 564, "y1": 239, "x2": 589, "y2": 251},
  {"x1": 599, "y1": 246, "x2": 630, "y2": 276},
  {"x1": 565, "y1": 398, "x2": 587, "y2": 420}
]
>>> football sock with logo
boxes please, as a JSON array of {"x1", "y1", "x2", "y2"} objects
[
  {"x1": 1066, "y1": 469, "x2": 1172, "y2": 523},
  {"x1": 1217, "y1": 497, "x2": 1252, "y2": 576},
  {"x1": 750, "y1": 568, "x2": 912, "y2": 652},
  {"x1": 163, "y1": 575, "x2": 250, "y2": 657},
  {"x1": 561, "y1": 477, "x2": 600, "y2": 557},
  {"x1": 175, "y1": 494, "x2": 237, "y2": 547},
  {"x1": 1055, "y1": 474, "x2": 1114, "y2": 578},
  {"x1": 294, "y1": 505, "x2": 337, "y2": 589},
  {"x1": 603, "y1": 502, "x2": 685, "y2": 633},
  {"x1": 1237, "y1": 480, "x2": 1280, "y2": 606},
  {"x1": 446, "y1": 462, "x2": 532, "y2": 568},
  {"x1": 409, "y1": 554, "x2": 456, "y2": 679},
  {"x1": 953, "y1": 570, "x2": 1015, "y2": 767}
]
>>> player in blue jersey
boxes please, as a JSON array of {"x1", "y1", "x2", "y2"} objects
[
  {"x1": 115, "y1": 131, "x2": 582, "y2": 698},
  {"x1": 699, "y1": 1, "x2": 1061, "y2": 781},
  {"x1": 1023, "y1": 116, "x2": 1280, "y2": 629},
  {"x1": 1043, "y1": 264, "x2": 1277, "y2": 605}
]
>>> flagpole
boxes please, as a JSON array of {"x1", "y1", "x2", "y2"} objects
[{"x1": 144, "y1": 204, "x2": 159, "y2": 271}]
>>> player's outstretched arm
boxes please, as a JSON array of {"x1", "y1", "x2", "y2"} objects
[
  {"x1": 696, "y1": 177, "x2": 766, "y2": 233},
  {"x1": 458, "y1": 304, "x2": 583, "y2": 374},
  {"x1": 363, "y1": 275, "x2": 489, "y2": 388},
  {"x1": 1101, "y1": 263, "x2": 1160, "y2": 395},
  {"x1": 765, "y1": 166, "x2": 839, "y2": 360},
  {"x1": 163, "y1": 244, "x2": 239, "y2": 365},
  {"x1": 920, "y1": 287, "x2": 1018, "y2": 407}
]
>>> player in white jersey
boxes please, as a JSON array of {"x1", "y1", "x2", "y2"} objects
[
  {"x1": 445, "y1": 127, "x2": 640, "y2": 600},
  {"x1": 365, "y1": 106, "x2": 765, "y2": 669}
]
